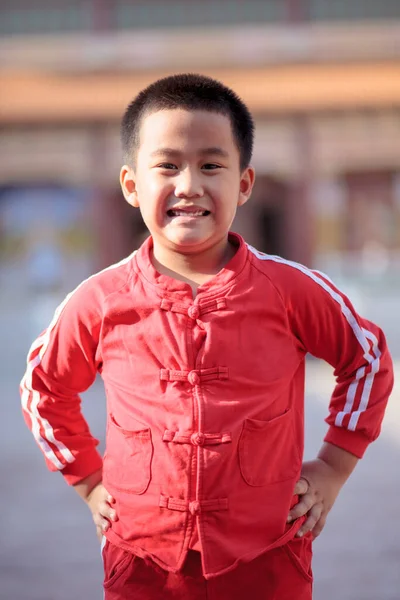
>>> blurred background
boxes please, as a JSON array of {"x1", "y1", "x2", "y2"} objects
[{"x1": 0, "y1": 1, "x2": 399, "y2": 599}]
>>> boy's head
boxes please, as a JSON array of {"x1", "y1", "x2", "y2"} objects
[
  {"x1": 121, "y1": 73, "x2": 254, "y2": 171},
  {"x1": 120, "y1": 73, "x2": 255, "y2": 257}
]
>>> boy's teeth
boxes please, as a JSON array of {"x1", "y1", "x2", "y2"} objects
[{"x1": 170, "y1": 210, "x2": 207, "y2": 216}]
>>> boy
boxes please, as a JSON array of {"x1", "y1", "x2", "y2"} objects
[{"x1": 21, "y1": 74, "x2": 393, "y2": 599}]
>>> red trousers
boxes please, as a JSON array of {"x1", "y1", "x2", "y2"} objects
[{"x1": 102, "y1": 535, "x2": 313, "y2": 600}]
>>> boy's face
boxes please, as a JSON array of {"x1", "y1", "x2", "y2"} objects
[{"x1": 120, "y1": 109, "x2": 255, "y2": 255}]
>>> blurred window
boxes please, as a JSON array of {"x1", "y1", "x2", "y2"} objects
[
  {"x1": 0, "y1": 2, "x2": 91, "y2": 36},
  {"x1": 115, "y1": 1, "x2": 285, "y2": 29},
  {"x1": 5, "y1": 0, "x2": 400, "y2": 36},
  {"x1": 309, "y1": 0, "x2": 400, "y2": 21}
]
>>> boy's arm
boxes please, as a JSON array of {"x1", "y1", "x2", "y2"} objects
[
  {"x1": 278, "y1": 264, "x2": 394, "y2": 536},
  {"x1": 73, "y1": 468, "x2": 104, "y2": 501},
  {"x1": 20, "y1": 282, "x2": 104, "y2": 486}
]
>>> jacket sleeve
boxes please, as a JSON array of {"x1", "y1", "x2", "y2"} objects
[
  {"x1": 20, "y1": 282, "x2": 104, "y2": 485},
  {"x1": 280, "y1": 262, "x2": 394, "y2": 458}
]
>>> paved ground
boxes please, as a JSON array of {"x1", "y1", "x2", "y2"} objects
[{"x1": 0, "y1": 291, "x2": 399, "y2": 600}]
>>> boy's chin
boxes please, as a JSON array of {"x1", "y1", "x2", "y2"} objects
[{"x1": 164, "y1": 232, "x2": 213, "y2": 251}]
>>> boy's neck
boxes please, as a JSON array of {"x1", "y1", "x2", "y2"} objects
[{"x1": 151, "y1": 237, "x2": 236, "y2": 291}]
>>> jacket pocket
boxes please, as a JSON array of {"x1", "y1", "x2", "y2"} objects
[
  {"x1": 105, "y1": 414, "x2": 153, "y2": 494},
  {"x1": 238, "y1": 408, "x2": 300, "y2": 486}
]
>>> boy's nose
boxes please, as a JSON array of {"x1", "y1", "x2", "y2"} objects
[{"x1": 174, "y1": 171, "x2": 203, "y2": 199}]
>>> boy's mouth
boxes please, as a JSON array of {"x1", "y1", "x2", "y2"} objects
[{"x1": 167, "y1": 208, "x2": 211, "y2": 217}]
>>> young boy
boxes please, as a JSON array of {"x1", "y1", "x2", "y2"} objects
[{"x1": 21, "y1": 74, "x2": 393, "y2": 599}]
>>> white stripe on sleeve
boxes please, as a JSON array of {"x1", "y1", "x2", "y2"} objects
[{"x1": 20, "y1": 251, "x2": 136, "y2": 470}]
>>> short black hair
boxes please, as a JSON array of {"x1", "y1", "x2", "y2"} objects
[{"x1": 121, "y1": 73, "x2": 254, "y2": 170}]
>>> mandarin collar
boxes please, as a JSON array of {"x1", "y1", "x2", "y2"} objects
[{"x1": 134, "y1": 232, "x2": 248, "y2": 300}]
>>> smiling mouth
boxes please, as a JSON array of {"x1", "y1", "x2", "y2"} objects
[{"x1": 167, "y1": 209, "x2": 211, "y2": 217}]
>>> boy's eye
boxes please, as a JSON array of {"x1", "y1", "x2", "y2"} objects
[
  {"x1": 202, "y1": 163, "x2": 221, "y2": 170},
  {"x1": 158, "y1": 163, "x2": 178, "y2": 170}
]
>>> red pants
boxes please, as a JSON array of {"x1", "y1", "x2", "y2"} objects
[{"x1": 102, "y1": 535, "x2": 313, "y2": 600}]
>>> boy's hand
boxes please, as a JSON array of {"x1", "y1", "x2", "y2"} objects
[
  {"x1": 86, "y1": 483, "x2": 118, "y2": 542},
  {"x1": 73, "y1": 469, "x2": 118, "y2": 542},
  {"x1": 287, "y1": 443, "x2": 359, "y2": 539},
  {"x1": 287, "y1": 459, "x2": 343, "y2": 538}
]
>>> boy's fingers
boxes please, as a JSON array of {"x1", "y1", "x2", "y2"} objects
[
  {"x1": 287, "y1": 495, "x2": 314, "y2": 522},
  {"x1": 311, "y1": 514, "x2": 326, "y2": 539},
  {"x1": 296, "y1": 503, "x2": 323, "y2": 537},
  {"x1": 93, "y1": 512, "x2": 110, "y2": 532},
  {"x1": 293, "y1": 478, "x2": 309, "y2": 496},
  {"x1": 99, "y1": 500, "x2": 118, "y2": 521}
]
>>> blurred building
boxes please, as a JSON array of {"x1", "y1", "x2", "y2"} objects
[{"x1": 0, "y1": 0, "x2": 400, "y2": 290}]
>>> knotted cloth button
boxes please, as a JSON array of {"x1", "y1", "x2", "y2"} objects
[
  {"x1": 188, "y1": 370, "x2": 200, "y2": 385},
  {"x1": 191, "y1": 432, "x2": 205, "y2": 446},
  {"x1": 188, "y1": 305, "x2": 200, "y2": 320},
  {"x1": 189, "y1": 501, "x2": 201, "y2": 516}
]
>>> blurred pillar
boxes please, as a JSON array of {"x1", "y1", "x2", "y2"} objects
[
  {"x1": 343, "y1": 171, "x2": 395, "y2": 256},
  {"x1": 89, "y1": 1, "x2": 147, "y2": 269},
  {"x1": 232, "y1": 197, "x2": 260, "y2": 247},
  {"x1": 89, "y1": 125, "x2": 149, "y2": 269},
  {"x1": 88, "y1": 125, "x2": 123, "y2": 270},
  {"x1": 250, "y1": 176, "x2": 288, "y2": 257},
  {"x1": 286, "y1": 0, "x2": 309, "y2": 22},
  {"x1": 91, "y1": 0, "x2": 114, "y2": 31},
  {"x1": 285, "y1": 115, "x2": 314, "y2": 266}
]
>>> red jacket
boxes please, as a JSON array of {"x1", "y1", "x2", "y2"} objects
[{"x1": 20, "y1": 233, "x2": 393, "y2": 578}]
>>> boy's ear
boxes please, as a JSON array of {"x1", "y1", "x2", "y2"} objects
[
  {"x1": 238, "y1": 166, "x2": 256, "y2": 207},
  {"x1": 120, "y1": 165, "x2": 139, "y2": 208}
]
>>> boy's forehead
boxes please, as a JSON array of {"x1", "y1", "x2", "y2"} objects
[{"x1": 138, "y1": 108, "x2": 236, "y2": 153}]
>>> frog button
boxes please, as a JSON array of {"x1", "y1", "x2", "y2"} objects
[
  {"x1": 188, "y1": 305, "x2": 200, "y2": 320},
  {"x1": 188, "y1": 371, "x2": 200, "y2": 385},
  {"x1": 191, "y1": 432, "x2": 205, "y2": 446},
  {"x1": 189, "y1": 501, "x2": 201, "y2": 516}
]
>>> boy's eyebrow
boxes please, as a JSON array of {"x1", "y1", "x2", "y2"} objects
[
  {"x1": 199, "y1": 147, "x2": 229, "y2": 158},
  {"x1": 150, "y1": 147, "x2": 229, "y2": 158}
]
